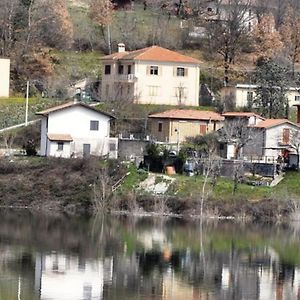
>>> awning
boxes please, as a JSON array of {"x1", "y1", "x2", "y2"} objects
[{"x1": 47, "y1": 133, "x2": 73, "y2": 142}]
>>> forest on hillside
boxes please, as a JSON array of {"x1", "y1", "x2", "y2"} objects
[{"x1": 1, "y1": 0, "x2": 300, "y2": 98}]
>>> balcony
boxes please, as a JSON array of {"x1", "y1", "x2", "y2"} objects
[{"x1": 115, "y1": 74, "x2": 137, "y2": 83}]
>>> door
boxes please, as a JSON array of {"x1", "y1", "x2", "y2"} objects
[{"x1": 83, "y1": 144, "x2": 91, "y2": 157}]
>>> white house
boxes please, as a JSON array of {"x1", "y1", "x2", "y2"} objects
[
  {"x1": 101, "y1": 44, "x2": 201, "y2": 106},
  {"x1": 36, "y1": 101, "x2": 116, "y2": 158},
  {"x1": 221, "y1": 84, "x2": 300, "y2": 108},
  {"x1": 221, "y1": 112, "x2": 300, "y2": 161},
  {"x1": 0, "y1": 58, "x2": 10, "y2": 97}
]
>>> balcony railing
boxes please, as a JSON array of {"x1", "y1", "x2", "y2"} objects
[{"x1": 115, "y1": 74, "x2": 137, "y2": 82}]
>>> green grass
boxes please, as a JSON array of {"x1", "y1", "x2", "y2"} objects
[
  {"x1": 51, "y1": 50, "x2": 103, "y2": 81},
  {"x1": 165, "y1": 171, "x2": 300, "y2": 202},
  {"x1": 120, "y1": 164, "x2": 148, "y2": 192},
  {"x1": 0, "y1": 97, "x2": 65, "y2": 129}
]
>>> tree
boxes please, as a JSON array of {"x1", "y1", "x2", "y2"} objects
[
  {"x1": 280, "y1": 8, "x2": 300, "y2": 78},
  {"x1": 203, "y1": 0, "x2": 252, "y2": 86},
  {"x1": 253, "y1": 58, "x2": 290, "y2": 119},
  {"x1": 89, "y1": 0, "x2": 115, "y2": 53},
  {"x1": 218, "y1": 118, "x2": 254, "y2": 159},
  {"x1": 287, "y1": 128, "x2": 300, "y2": 170},
  {"x1": 185, "y1": 133, "x2": 221, "y2": 217},
  {"x1": 252, "y1": 14, "x2": 283, "y2": 59}
]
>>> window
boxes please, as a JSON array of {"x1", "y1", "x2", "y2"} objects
[
  {"x1": 90, "y1": 120, "x2": 99, "y2": 131},
  {"x1": 105, "y1": 84, "x2": 109, "y2": 97},
  {"x1": 150, "y1": 66, "x2": 159, "y2": 75},
  {"x1": 200, "y1": 124, "x2": 207, "y2": 135},
  {"x1": 247, "y1": 91, "x2": 253, "y2": 104},
  {"x1": 158, "y1": 122, "x2": 163, "y2": 132},
  {"x1": 207, "y1": 7, "x2": 213, "y2": 12},
  {"x1": 57, "y1": 142, "x2": 64, "y2": 151},
  {"x1": 148, "y1": 86, "x2": 160, "y2": 96},
  {"x1": 104, "y1": 65, "x2": 111, "y2": 75},
  {"x1": 283, "y1": 128, "x2": 290, "y2": 144},
  {"x1": 176, "y1": 67, "x2": 187, "y2": 77},
  {"x1": 118, "y1": 64, "x2": 124, "y2": 74},
  {"x1": 295, "y1": 95, "x2": 300, "y2": 101},
  {"x1": 127, "y1": 65, "x2": 132, "y2": 74}
]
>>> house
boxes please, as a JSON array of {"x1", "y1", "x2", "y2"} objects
[
  {"x1": 221, "y1": 84, "x2": 300, "y2": 108},
  {"x1": 0, "y1": 58, "x2": 10, "y2": 97},
  {"x1": 222, "y1": 112, "x2": 265, "y2": 126},
  {"x1": 202, "y1": 0, "x2": 258, "y2": 32},
  {"x1": 101, "y1": 44, "x2": 201, "y2": 106},
  {"x1": 148, "y1": 109, "x2": 224, "y2": 144},
  {"x1": 36, "y1": 101, "x2": 116, "y2": 158}
]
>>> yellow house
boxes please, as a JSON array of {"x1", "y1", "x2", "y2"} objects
[
  {"x1": 148, "y1": 109, "x2": 224, "y2": 143},
  {"x1": 101, "y1": 44, "x2": 201, "y2": 106}
]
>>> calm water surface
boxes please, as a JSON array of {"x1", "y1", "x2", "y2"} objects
[{"x1": 0, "y1": 210, "x2": 300, "y2": 300}]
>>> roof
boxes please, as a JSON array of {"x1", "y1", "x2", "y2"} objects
[
  {"x1": 222, "y1": 112, "x2": 264, "y2": 119},
  {"x1": 47, "y1": 133, "x2": 73, "y2": 142},
  {"x1": 36, "y1": 101, "x2": 115, "y2": 118},
  {"x1": 149, "y1": 109, "x2": 224, "y2": 121},
  {"x1": 102, "y1": 46, "x2": 201, "y2": 64},
  {"x1": 253, "y1": 119, "x2": 300, "y2": 129},
  {"x1": 235, "y1": 84, "x2": 299, "y2": 91}
]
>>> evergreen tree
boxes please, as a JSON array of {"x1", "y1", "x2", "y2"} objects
[{"x1": 253, "y1": 58, "x2": 290, "y2": 119}]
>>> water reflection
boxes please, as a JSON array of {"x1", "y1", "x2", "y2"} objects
[{"x1": 0, "y1": 211, "x2": 300, "y2": 299}]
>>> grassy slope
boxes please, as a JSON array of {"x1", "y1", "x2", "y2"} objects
[{"x1": 141, "y1": 171, "x2": 300, "y2": 202}]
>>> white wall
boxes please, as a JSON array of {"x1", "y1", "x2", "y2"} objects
[
  {"x1": 40, "y1": 117, "x2": 48, "y2": 156},
  {"x1": 234, "y1": 86, "x2": 300, "y2": 108},
  {"x1": 101, "y1": 60, "x2": 200, "y2": 106},
  {"x1": 0, "y1": 58, "x2": 10, "y2": 97},
  {"x1": 134, "y1": 61, "x2": 200, "y2": 106},
  {"x1": 42, "y1": 106, "x2": 112, "y2": 158}
]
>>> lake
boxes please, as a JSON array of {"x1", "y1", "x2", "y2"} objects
[{"x1": 0, "y1": 210, "x2": 300, "y2": 300}]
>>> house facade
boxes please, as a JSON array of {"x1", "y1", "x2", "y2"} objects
[
  {"x1": 221, "y1": 84, "x2": 300, "y2": 108},
  {"x1": 101, "y1": 44, "x2": 201, "y2": 106},
  {"x1": 36, "y1": 102, "x2": 116, "y2": 158},
  {"x1": 0, "y1": 58, "x2": 10, "y2": 97},
  {"x1": 148, "y1": 109, "x2": 224, "y2": 143}
]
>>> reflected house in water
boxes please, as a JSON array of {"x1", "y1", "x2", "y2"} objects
[
  {"x1": 35, "y1": 254, "x2": 113, "y2": 300},
  {"x1": 3, "y1": 213, "x2": 300, "y2": 299}
]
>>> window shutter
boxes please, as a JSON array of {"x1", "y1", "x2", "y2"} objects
[
  {"x1": 283, "y1": 128, "x2": 290, "y2": 144},
  {"x1": 173, "y1": 67, "x2": 177, "y2": 76},
  {"x1": 159, "y1": 66, "x2": 162, "y2": 76},
  {"x1": 146, "y1": 66, "x2": 150, "y2": 75},
  {"x1": 185, "y1": 68, "x2": 188, "y2": 77}
]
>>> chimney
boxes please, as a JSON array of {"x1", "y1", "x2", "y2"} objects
[{"x1": 118, "y1": 43, "x2": 125, "y2": 53}]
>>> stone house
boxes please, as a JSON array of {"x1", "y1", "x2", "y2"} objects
[
  {"x1": 148, "y1": 109, "x2": 224, "y2": 144},
  {"x1": 36, "y1": 101, "x2": 116, "y2": 158},
  {"x1": 101, "y1": 44, "x2": 201, "y2": 106}
]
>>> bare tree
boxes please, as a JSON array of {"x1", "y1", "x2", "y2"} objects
[
  {"x1": 219, "y1": 118, "x2": 254, "y2": 159},
  {"x1": 203, "y1": 0, "x2": 252, "y2": 85}
]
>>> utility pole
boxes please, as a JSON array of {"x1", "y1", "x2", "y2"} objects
[{"x1": 25, "y1": 80, "x2": 29, "y2": 126}]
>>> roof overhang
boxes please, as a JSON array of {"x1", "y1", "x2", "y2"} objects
[{"x1": 47, "y1": 133, "x2": 73, "y2": 142}]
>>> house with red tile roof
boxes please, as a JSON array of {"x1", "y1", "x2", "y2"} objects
[
  {"x1": 101, "y1": 44, "x2": 201, "y2": 106},
  {"x1": 234, "y1": 118, "x2": 300, "y2": 160},
  {"x1": 36, "y1": 102, "x2": 116, "y2": 158},
  {"x1": 148, "y1": 109, "x2": 224, "y2": 143}
]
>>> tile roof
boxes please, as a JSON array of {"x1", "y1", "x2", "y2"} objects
[
  {"x1": 253, "y1": 119, "x2": 300, "y2": 129},
  {"x1": 222, "y1": 112, "x2": 264, "y2": 119},
  {"x1": 149, "y1": 109, "x2": 224, "y2": 121},
  {"x1": 47, "y1": 133, "x2": 73, "y2": 142},
  {"x1": 102, "y1": 46, "x2": 201, "y2": 64},
  {"x1": 36, "y1": 101, "x2": 115, "y2": 118}
]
